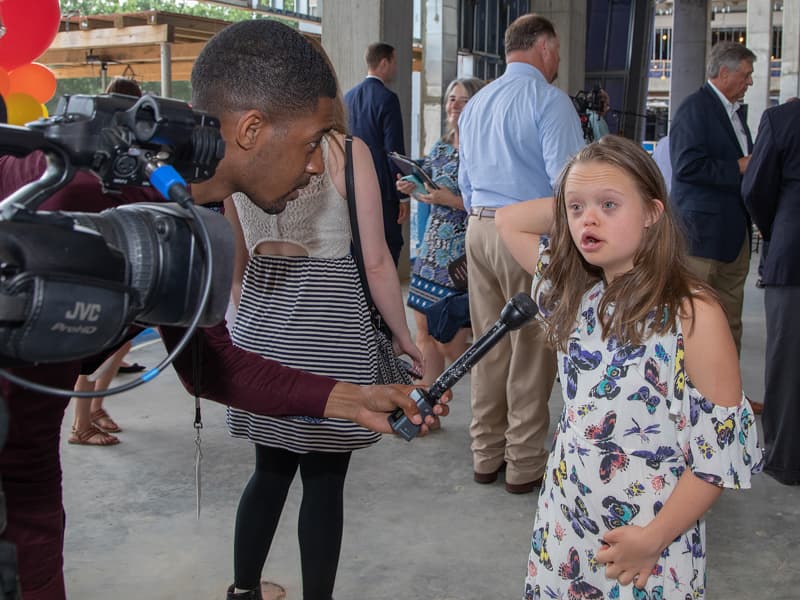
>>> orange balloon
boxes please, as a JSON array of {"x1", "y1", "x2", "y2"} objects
[
  {"x1": 5, "y1": 92, "x2": 46, "y2": 125},
  {"x1": 8, "y1": 63, "x2": 57, "y2": 104},
  {"x1": 0, "y1": 67, "x2": 9, "y2": 98}
]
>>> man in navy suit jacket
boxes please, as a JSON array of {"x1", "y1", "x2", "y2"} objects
[
  {"x1": 670, "y1": 42, "x2": 755, "y2": 356},
  {"x1": 345, "y1": 42, "x2": 408, "y2": 265},
  {"x1": 742, "y1": 98, "x2": 800, "y2": 485}
]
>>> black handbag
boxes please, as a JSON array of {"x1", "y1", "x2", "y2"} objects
[{"x1": 344, "y1": 136, "x2": 412, "y2": 385}]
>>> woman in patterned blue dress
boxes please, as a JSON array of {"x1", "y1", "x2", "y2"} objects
[
  {"x1": 397, "y1": 77, "x2": 485, "y2": 384},
  {"x1": 496, "y1": 136, "x2": 762, "y2": 600}
]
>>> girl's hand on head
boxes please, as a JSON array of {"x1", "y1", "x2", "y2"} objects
[{"x1": 595, "y1": 525, "x2": 662, "y2": 590}]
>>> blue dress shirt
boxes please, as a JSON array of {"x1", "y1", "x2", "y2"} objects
[{"x1": 458, "y1": 62, "x2": 584, "y2": 212}]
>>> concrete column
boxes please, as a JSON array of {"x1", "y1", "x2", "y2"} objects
[
  {"x1": 322, "y1": 1, "x2": 413, "y2": 276},
  {"x1": 322, "y1": 0, "x2": 413, "y2": 153},
  {"x1": 530, "y1": 0, "x2": 587, "y2": 96},
  {"x1": 420, "y1": 0, "x2": 458, "y2": 155},
  {"x1": 160, "y1": 42, "x2": 172, "y2": 98},
  {"x1": 746, "y1": 0, "x2": 772, "y2": 136},
  {"x1": 669, "y1": 0, "x2": 709, "y2": 122},
  {"x1": 781, "y1": 0, "x2": 800, "y2": 101}
]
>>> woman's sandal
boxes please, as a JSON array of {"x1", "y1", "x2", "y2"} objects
[
  {"x1": 68, "y1": 425, "x2": 120, "y2": 446},
  {"x1": 90, "y1": 408, "x2": 122, "y2": 433}
]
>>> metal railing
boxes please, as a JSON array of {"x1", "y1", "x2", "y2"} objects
[{"x1": 648, "y1": 58, "x2": 782, "y2": 80}]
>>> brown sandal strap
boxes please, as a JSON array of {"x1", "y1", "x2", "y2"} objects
[
  {"x1": 90, "y1": 407, "x2": 121, "y2": 432},
  {"x1": 69, "y1": 425, "x2": 119, "y2": 445},
  {"x1": 90, "y1": 408, "x2": 111, "y2": 421}
]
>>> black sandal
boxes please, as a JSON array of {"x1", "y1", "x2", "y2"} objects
[{"x1": 118, "y1": 362, "x2": 146, "y2": 374}]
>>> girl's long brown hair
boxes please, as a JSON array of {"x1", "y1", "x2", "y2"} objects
[{"x1": 537, "y1": 135, "x2": 714, "y2": 351}]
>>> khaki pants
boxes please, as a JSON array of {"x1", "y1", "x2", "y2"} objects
[
  {"x1": 465, "y1": 215, "x2": 556, "y2": 484},
  {"x1": 686, "y1": 237, "x2": 750, "y2": 355}
]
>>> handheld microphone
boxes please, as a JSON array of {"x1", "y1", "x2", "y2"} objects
[{"x1": 389, "y1": 292, "x2": 539, "y2": 441}]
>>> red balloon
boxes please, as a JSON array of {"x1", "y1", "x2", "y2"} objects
[
  {"x1": 8, "y1": 63, "x2": 57, "y2": 103},
  {"x1": 0, "y1": 0, "x2": 61, "y2": 71}
]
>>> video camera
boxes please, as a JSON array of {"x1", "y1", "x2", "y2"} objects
[
  {"x1": 571, "y1": 86, "x2": 606, "y2": 143},
  {"x1": 0, "y1": 92, "x2": 231, "y2": 370}
]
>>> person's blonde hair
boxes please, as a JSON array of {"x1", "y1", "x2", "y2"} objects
[{"x1": 537, "y1": 135, "x2": 714, "y2": 351}]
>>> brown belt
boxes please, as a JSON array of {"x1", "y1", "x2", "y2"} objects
[{"x1": 469, "y1": 207, "x2": 497, "y2": 219}]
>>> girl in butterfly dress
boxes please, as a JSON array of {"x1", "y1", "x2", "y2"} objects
[{"x1": 496, "y1": 135, "x2": 762, "y2": 600}]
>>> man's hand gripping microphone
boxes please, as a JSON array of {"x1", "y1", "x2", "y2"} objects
[{"x1": 388, "y1": 292, "x2": 539, "y2": 441}]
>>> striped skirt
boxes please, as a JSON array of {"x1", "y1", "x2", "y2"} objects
[{"x1": 227, "y1": 254, "x2": 381, "y2": 453}]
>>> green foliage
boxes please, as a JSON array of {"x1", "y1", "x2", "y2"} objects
[{"x1": 60, "y1": 1, "x2": 257, "y2": 22}]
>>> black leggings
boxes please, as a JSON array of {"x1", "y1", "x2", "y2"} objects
[{"x1": 233, "y1": 445, "x2": 352, "y2": 600}]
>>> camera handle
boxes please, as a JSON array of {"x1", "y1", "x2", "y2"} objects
[{"x1": 0, "y1": 125, "x2": 76, "y2": 220}]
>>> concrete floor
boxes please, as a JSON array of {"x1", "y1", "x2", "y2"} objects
[{"x1": 61, "y1": 253, "x2": 799, "y2": 599}]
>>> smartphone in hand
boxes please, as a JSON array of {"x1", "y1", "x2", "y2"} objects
[
  {"x1": 400, "y1": 174, "x2": 427, "y2": 196},
  {"x1": 397, "y1": 358, "x2": 423, "y2": 380}
]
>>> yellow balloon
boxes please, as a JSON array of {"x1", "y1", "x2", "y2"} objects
[
  {"x1": 41, "y1": 104, "x2": 48, "y2": 118},
  {"x1": 6, "y1": 92, "x2": 45, "y2": 125}
]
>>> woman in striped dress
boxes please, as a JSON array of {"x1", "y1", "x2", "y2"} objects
[{"x1": 223, "y1": 113, "x2": 421, "y2": 600}]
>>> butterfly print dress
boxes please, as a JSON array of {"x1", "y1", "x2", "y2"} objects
[{"x1": 524, "y1": 260, "x2": 762, "y2": 600}]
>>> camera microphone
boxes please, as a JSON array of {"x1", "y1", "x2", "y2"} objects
[{"x1": 388, "y1": 292, "x2": 539, "y2": 441}]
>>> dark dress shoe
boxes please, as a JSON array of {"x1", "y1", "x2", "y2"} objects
[
  {"x1": 226, "y1": 585, "x2": 262, "y2": 600},
  {"x1": 505, "y1": 475, "x2": 545, "y2": 494},
  {"x1": 473, "y1": 462, "x2": 506, "y2": 484}
]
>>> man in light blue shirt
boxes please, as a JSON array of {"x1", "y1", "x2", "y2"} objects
[{"x1": 458, "y1": 13, "x2": 584, "y2": 494}]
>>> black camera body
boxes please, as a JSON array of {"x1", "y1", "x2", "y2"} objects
[
  {"x1": 572, "y1": 86, "x2": 604, "y2": 116},
  {"x1": 571, "y1": 86, "x2": 606, "y2": 144},
  {"x1": 0, "y1": 93, "x2": 232, "y2": 366},
  {"x1": 0, "y1": 203, "x2": 233, "y2": 366},
  {"x1": 27, "y1": 93, "x2": 224, "y2": 190}
]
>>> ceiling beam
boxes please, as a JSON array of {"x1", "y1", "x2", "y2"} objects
[
  {"x1": 41, "y1": 42, "x2": 207, "y2": 67},
  {"x1": 50, "y1": 24, "x2": 174, "y2": 50},
  {"x1": 49, "y1": 61, "x2": 194, "y2": 83}
]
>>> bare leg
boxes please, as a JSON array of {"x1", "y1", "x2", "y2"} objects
[
  {"x1": 69, "y1": 375, "x2": 119, "y2": 445},
  {"x1": 413, "y1": 310, "x2": 444, "y2": 385},
  {"x1": 437, "y1": 327, "x2": 471, "y2": 367},
  {"x1": 89, "y1": 342, "x2": 131, "y2": 432}
]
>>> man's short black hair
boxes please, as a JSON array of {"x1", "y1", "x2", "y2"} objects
[{"x1": 191, "y1": 19, "x2": 337, "y2": 122}]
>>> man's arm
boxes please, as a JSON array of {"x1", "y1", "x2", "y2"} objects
[
  {"x1": 382, "y1": 91, "x2": 406, "y2": 158},
  {"x1": 457, "y1": 113, "x2": 474, "y2": 213},
  {"x1": 540, "y1": 93, "x2": 585, "y2": 188},
  {"x1": 160, "y1": 321, "x2": 333, "y2": 417},
  {"x1": 159, "y1": 322, "x2": 444, "y2": 434},
  {"x1": 742, "y1": 110, "x2": 781, "y2": 239}
]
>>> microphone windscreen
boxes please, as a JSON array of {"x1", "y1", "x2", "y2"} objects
[{"x1": 510, "y1": 292, "x2": 539, "y2": 321}]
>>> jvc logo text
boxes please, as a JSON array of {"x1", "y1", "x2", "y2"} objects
[{"x1": 64, "y1": 302, "x2": 102, "y2": 322}]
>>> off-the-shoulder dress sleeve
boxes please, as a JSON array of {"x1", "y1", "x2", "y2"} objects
[{"x1": 670, "y1": 332, "x2": 763, "y2": 489}]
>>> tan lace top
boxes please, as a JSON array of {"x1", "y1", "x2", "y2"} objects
[{"x1": 232, "y1": 137, "x2": 352, "y2": 259}]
